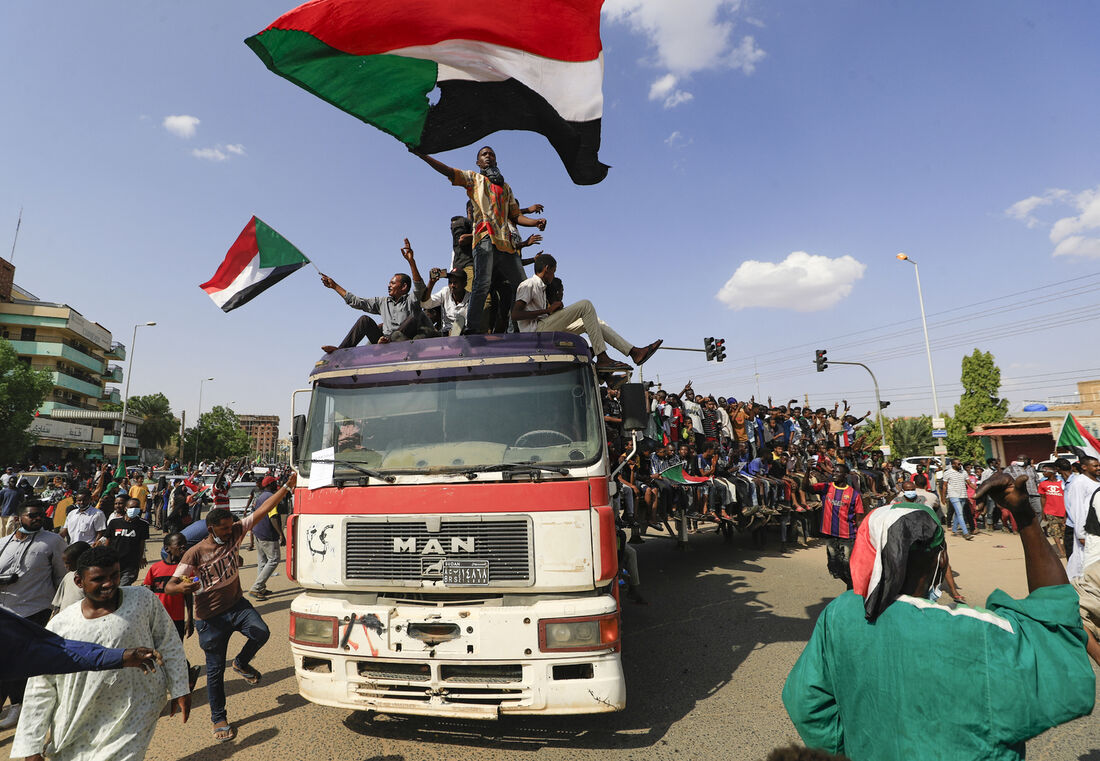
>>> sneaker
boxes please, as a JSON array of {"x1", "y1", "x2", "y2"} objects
[{"x1": 0, "y1": 704, "x2": 21, "y2": 730}]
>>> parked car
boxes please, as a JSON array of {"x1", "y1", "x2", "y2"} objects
[
  {"x1": 227, "y1": 482, "x2": 256, "y2": 518},
  {"x1": 899, "y1": 456, "x2": 941, "y2": 476},
  {"x1": 15, "y1": 472, "x2": 68, "y2": 495}
]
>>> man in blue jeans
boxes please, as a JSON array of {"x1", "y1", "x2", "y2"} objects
[
  {"x1": 167, "y1": 472, "x2": 295, "y2": 744},
  {"x1": 244, "y1": 477, "x2": 283, "y2": 601},
  {"x1": 941, "y1": 458, "x2": 973, "y2": 540},
  {"x1": 414, "y1": 146, "x2": 547, "y2": 334}
]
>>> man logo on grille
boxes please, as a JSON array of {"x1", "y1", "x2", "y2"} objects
[{"x1": 393, "y1": 537, "x2": 476, "y2": 554}]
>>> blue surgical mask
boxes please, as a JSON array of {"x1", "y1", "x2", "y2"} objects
[
  {"x1": 126, "y1": 507, "x2": 141, "y2": 519},
  {"x1": 17, "y1": 525, "x2": 35, "y2": 535},
  {"x1": 212, "y1": 535, "x2": 226, "y2": 546}
]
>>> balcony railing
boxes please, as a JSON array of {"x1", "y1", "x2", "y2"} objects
[
  {"x1": 105, "y1": 341, "x2": 126, "y2": 360},
  {"x1": 102, "y1": 364, "x2": 123, "y2": 383}
]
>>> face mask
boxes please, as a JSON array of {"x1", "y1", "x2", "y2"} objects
[
  {"x1": 126, "y1": 507, "x2": 141, "y2": 519},
  {"x1": 927, "y1": 549, "x2": 946, "y2": 602},
  {"x1": 17, "y1": 525, "x2": 36, "y2": 535},
  {"x1": 212, "y1": 535, "x2": 226, "y2": 546}
]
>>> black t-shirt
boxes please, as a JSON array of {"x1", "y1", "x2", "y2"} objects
[{"x1": 106, "y1": 517, "x2": 149, "y2": 567}]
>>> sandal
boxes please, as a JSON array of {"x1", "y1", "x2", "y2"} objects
[
  {"x1": 633, "y1": 339, "x2": 663, "y2": 366},
  {"x1": 232, "y1": 659, "x2": 262, "y2": 685},
  {"x1": 213, "y1": 723, "x2": 236, "y2": 743}
]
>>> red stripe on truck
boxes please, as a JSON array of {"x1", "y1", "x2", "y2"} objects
[
  {"x1": 595, "y1": 505, "x2": 617, "y2": 583},
  {"x1": 294, "y1": 480, "x2": 592, "y2": 514}
]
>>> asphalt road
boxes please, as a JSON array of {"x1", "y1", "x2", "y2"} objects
[{"x1": 4, "y1": 525, "x2": 1100, "y2": 761}]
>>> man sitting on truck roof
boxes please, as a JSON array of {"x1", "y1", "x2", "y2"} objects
[
  {"x1": 320, "y1": 240, "x2": 434, "y2": 352},
  {"x1": 421, "y1": 267, "x2": 470, "y2": 336},
  {"x1": 511, "y1": 253, "x2": 663, "y2": 373}
]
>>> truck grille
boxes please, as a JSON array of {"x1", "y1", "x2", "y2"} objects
[{"x1": 345, "y1": 519, "x2": 532, "y2": 583}]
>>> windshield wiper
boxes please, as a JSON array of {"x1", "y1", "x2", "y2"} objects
[
  {"x1": 464, "y1": 462, "x2": 569, "y2": 480},
  {"x1": 313, "y1": 459, "x2": 396, "y2": 484}
]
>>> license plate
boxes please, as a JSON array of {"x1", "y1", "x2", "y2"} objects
[{"x1": 443, "y1": 559, "x2": 489, "y2": 586}]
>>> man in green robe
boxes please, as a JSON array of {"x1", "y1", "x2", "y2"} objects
[{"x1": 782, "y1": 473, "x2": 1095, "y2": 761}]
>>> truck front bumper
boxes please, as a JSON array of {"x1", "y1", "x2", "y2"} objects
[{"x1": 290, "y1": 592, "x2": 626, "y2": 718}]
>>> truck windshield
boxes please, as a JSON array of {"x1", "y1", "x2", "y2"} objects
[{"x1": 298, "y1": 364, "x2": 602, "y2": 477}]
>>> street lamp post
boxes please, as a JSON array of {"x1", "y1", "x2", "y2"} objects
[
  {"x1": 115, "y1": 322, "x2": 156, "y2": 473},
  {"x1": 896, "y1": 253, "x2": 940, "y2": 418},
  {"x1": 194, "y1": 377, "x2": 215, "y2": 465}
]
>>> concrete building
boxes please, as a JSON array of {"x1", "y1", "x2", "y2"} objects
[
  {"x1": 1, "y1": 258, "x2": 133, "y2": 462},
  {"x1": 239, "y1": 414, "x2": 280, "y2": 460}
]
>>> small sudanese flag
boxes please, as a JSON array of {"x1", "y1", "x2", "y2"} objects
[
  {"x1": 245, "y1": 0, "x2": 609, "y2": 185},
  {"x1": 1057, "y1": 412, "x2": 1100, "y2": 460},
  {"x1": 200, "y1": 216, "x2": 310, "y2": 312}
]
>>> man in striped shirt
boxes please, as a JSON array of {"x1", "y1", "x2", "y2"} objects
[
  {"x1": 941, "y1": 459, "x2": 973, "y2": 540},
  {"x1": 809, "y1": 464, "x2": 864, "y2": 589}
]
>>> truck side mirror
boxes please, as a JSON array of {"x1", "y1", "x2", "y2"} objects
[
  {"x1": 620, "y1": 384, "x2": 648, "y2": 431},
  {"x1": 291, "y1": 414, "x2": 306, "y2": 465}
]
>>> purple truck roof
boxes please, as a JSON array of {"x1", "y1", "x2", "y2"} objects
[{"x1": 310, "y1": 331, "x2": 594, "y2": 380}]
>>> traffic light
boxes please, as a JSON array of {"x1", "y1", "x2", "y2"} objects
[
  {"x1": 880, "y1": 400, "x2": 891, "y2": 409},
  {"x1": 704, "y1": 337, "x2": 716, "y2": 361},
  {"x1": 714, "y1": 338, "x2": 726, "y2": 362},
  {"x1": 814, "y1": 348, "x2": 828, "y2": 372}
]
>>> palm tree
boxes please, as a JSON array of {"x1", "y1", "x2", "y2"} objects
[
  {"x1": 890, "y1": 416, "x2": 934, "y2": 458},
  {"x1": 129, "y1": 393, "x2": 179, "y2": 449}
]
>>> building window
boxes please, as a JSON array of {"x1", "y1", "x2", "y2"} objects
[{"x1": 20, "y1": 327, "x2": 36, "y2": 341}]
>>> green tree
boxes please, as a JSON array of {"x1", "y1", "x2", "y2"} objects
[
  {"x1": 128, "y1": 393, "x2": 179, "y2": 449},
  {"x1": 890, "y1": 416, "x2": 934, "y2": 458},
  {"x1": 182, "y1": 405, "x2": 251, "y2": 462},
  {"x1": 948, "y1": 349, "x2": 1008, "y2": 460},
  {"x1": 0, "y1": 339, "x2": 54, "y2": 464}
]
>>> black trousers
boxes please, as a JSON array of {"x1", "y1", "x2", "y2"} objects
[{"x1": 338, "y1": 313, "x2": 438, "y2": 349}]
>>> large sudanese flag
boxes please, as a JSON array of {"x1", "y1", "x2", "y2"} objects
[
  {"x1": 245, "y1": 0, "x2": 609, "y2": 185},
  {"x1": 200, "y1": 216, "x2": 310, "y2": 312}
]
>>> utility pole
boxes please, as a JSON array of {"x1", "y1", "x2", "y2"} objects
[
  {"x1": 754, "y1": 358, "x2": 761, "y2": 401},
  {"x1": 9, "y1": 207, "x2": 22, "y2": 261}
]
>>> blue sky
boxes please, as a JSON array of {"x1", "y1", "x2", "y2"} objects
[{"x1": 3, "y1": 1, "x2": 1100, "y2": 434}]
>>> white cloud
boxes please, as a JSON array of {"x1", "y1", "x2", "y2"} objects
[
  {"x1": 1052, "y1": 235, "x2": 1100, "y2": 258},
  {"x1": 604, "y1": 0, "x2": 765, "y2": 105},
  {"x1": 190, "y1": 143, "x2": 246, "y2": 162},
  {"x1": 665, "y1": 130, "x2": 692, "y2": 148},
  {"x1": 162, "y1": 114, "x2": 200, "y2": 139},
  {"x1": 1009, "y1": 185, "x2": 1100, "y2": 258},
  {"x1": 192, "y1": 147, "x2": 227, "y2": 162},
  {"x1": 647, "y1": 73, "x2": 693, "y2": 108},
  {"x1": 649, "y1": 73, "x2": 677, "y2": 100},
  {"x1": 716, "y1": 251, "x2": 866, "y2": 312}
]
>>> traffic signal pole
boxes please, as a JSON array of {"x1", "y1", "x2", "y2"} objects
[{"x1": 826, "y1": 360, "x2": 888, "y2": 448}]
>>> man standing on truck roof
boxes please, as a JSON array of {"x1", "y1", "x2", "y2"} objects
[
  {"x1": 413, "y1": 146, "x2": 546, "y2": 334},
  {"x1": 511, "y1": 253, "x2": 663, "y2": 372},
  {"x1": 320, "y1": 241, "x2": 433, "y2": 352}
]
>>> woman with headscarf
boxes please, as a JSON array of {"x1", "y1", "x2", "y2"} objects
[{"x1": 784, "y1": 476, "x2": 1097, "y2": 761}]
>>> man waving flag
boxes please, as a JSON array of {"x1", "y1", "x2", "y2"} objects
[{"x1": 245, "y1": 0, "x2": 609, "y2": 185}]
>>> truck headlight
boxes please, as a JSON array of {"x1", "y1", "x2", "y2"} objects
[
  {"x1": 539, "y1": 614, "x2": 620, "y2": 653},
  {"x1": 290, "y1": 612, "x2": 338, "y2": 647}
]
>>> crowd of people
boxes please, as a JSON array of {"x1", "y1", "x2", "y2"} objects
[
  {"x1": 0, "y1": 458, "x2": 295, "y2": 752},
  {"x1": 600, "y1": 384, "x2": 1093, "y2": 597}
]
